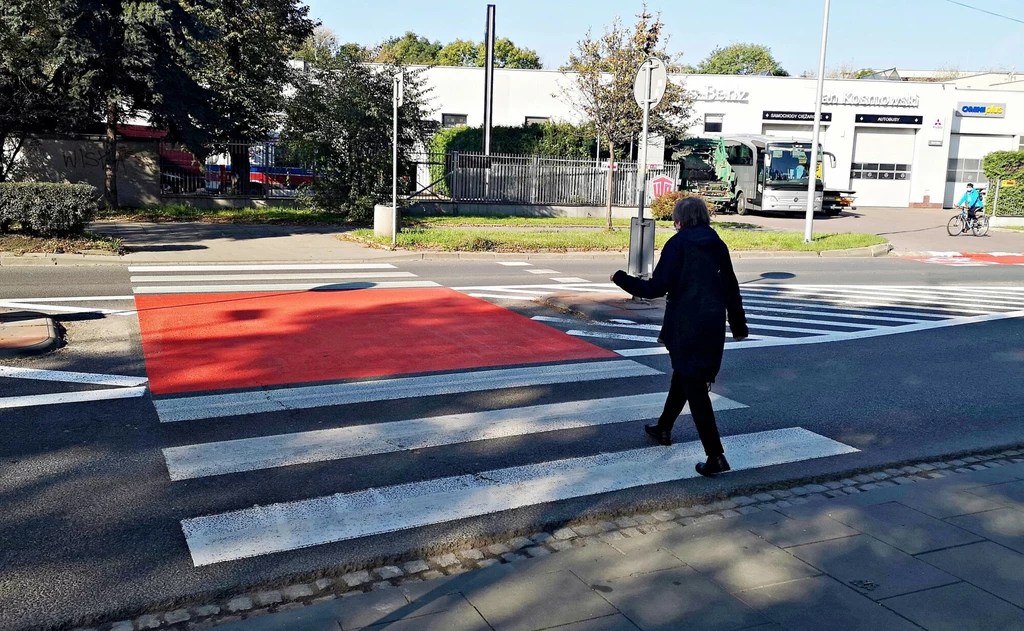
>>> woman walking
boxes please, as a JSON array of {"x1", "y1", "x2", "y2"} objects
[{"x1": 611, "y1": 197, "x2": 748, "y2": 477}]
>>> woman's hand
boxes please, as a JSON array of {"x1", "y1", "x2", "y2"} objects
[{"x1": 609, "y1": 273, "x2": 616, "y2": 282}]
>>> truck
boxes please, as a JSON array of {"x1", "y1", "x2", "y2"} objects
[{"x1": 672, "y1": 134, "x2": 855, "y2": 216}]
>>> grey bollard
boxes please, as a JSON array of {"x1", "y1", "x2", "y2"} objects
[{"x1": 374, "y1": 204, "x2": 398, "y2": 238}]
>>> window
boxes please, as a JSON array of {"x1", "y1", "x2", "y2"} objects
[
  {"x1": 524, "y1": 116, "x2": 550, "y2": 126},
  {"x1": 945, "y1": 158, "x2": 987, "y2": 184},
  {"x1": 725, "y1": 144, "x2": 753, "y2": 166},
  {"x1": 704, "y1": 113, "x2": 724, "y2": 133},
  {"x1": 851, "y1": 162, "x2": 912, "y2": 180},
  {"x1": 442, "y1": 114, "x2": 468, "y2": 128}
]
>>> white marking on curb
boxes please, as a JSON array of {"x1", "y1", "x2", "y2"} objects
[
  {"x1": 163, "y1": 393, "x2": 748, "y2": 480},
  {"x1": 0, "y1": 366, "x2": 148, "y2": 387},
  {"x1": 1, "y1": 296, "x2": 135, "y2": 302},
  {"x1": 0, "y1": 302, "x2": 135, "y2": 316},
  {"x1": 0, "y1": 387, "x2": 148, "y2": 410},
  {"x1": 128, "y1": 264, "x2": 397, "y2": 272},
  {"x1": 181, "y1": 427, "x2": 857, "y2": 566},
  {"x1": 153, "y1": 360, "x2": 662, "y2": 423},
  {"x1": 133, "y1": 281, "x2": 442, "y2": 295}
]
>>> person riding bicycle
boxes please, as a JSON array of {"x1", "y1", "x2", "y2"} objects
[{"x1": 957, "y1": 183, "x2": 984, "y2": 221}]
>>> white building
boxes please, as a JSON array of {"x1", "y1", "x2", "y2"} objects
[{"x1": 417, "y1": 66, "x2": 1024, "y2": 208}]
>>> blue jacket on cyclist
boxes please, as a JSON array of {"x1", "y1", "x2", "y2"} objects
[{"x1": 958, "y1": 184, "x2": 984, "y2": 209}]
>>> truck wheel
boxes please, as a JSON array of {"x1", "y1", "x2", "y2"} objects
[{"x1": 736, "y1": 194, "x2": 748, "y2": 215}]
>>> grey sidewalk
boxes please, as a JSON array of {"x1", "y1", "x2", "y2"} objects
[{"x1": 206, "y1": 459, "x2": 1024, "y2": 631}]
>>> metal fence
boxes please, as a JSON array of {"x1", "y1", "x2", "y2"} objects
[
  {"x1": 411, "y1": 151, "x2": 680, "y2": 207},
  {"x1": 159, "y1": 141, "x2": 314, "y2": 199}
]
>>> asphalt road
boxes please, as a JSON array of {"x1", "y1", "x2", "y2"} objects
[{"x1": 1, "y1": 258, "x2": 1022, "y2": 630}]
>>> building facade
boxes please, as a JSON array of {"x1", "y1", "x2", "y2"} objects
[{"x1": 418, "y1": 66, "x2": 1024, "y2": 208}]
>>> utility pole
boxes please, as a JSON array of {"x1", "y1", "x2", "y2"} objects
[
  {"x1": 392, "y1": 71, "x2": 404, "y2": 247},
  {"x1": 804, "y1": 0, "x2": 831, "y2": 243}
]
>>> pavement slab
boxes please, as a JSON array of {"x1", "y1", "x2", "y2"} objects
[
  {"x1": 822, "y1": 501, "x2": 984, "y2": 554},
  {"x1": 918, "y1": 542, "x2": 1024, "y2": 609},
  {"x1": 945, "y1": 508, "x2": 1024, "y2": 554},
  {"x1": 881, "y1": 582, "x2": 1024, "y2": 631}
]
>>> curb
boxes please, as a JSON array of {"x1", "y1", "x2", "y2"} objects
[
  {"x1": 0, "y1": 311, "x2": 60, "y2": 357},
  {"x1": 70, "y1": 444, "x2": 1024, "y2": 631}
]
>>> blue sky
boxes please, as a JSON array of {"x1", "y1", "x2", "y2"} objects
[{"x1": 302, "y1": 0, "x2": 1023, "y2": 74}]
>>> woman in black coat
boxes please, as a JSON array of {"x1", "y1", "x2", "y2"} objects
[{"x1": 611, "y1": 197, "x2": 748, "y2": 477}]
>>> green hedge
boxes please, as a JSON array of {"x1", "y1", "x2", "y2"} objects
[
  {"x1": 982, "y1": 150, "x2": 1024, "y2": 217},
  {"x1": 650, "y1": 190, "x2": 718, "y2": 221},
  {"x1": 0, "y1": 182, "x2": 99, "y2": 235}
]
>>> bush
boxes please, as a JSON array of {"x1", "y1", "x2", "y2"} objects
[
  {"x1": 650, "y1": 190, "x2": 718, "y2": 221},
  {"x1": 982, "y1": 150, "x2": 1024, "y2": 217},
  {"x1": 0, "y1": 182, "x2": 99, "y2": 235}
]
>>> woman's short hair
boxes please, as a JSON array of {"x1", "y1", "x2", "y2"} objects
[{"x1": 672, "y1": 196, "x2": 711, "y2": 228}]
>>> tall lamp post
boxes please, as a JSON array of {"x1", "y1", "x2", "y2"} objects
[{"x1": 804, "y1": 0, "x2": 831, "y2": 243}]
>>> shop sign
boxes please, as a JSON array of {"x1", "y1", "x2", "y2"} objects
[
  {"x1": 855, "y1": 114, "x2": 923, "y2": 125},
  {"x1": 956, "y1": 102, "x2": 1006, "y2": 118},
  {"x1": 822, "y1": 93, "x2": 920, "y2": 108},
  {"x1": 762, "y1": 111, "x2": 832, "y2": 122},
  {"x1": 690, "y1": 86, "x2": 749, "y2": 102}
]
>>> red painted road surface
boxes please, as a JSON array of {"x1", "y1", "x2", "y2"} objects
[
  {"x1": 136, "y1": 288, "x2": 617, "y2": 395},
  {"x1": 904, "y1": 252, "x2": 1024, "y2": 266}
]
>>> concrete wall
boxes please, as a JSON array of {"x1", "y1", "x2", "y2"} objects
[{"x1": 17, "y1": 136, "x2": 160, "y2": 207}]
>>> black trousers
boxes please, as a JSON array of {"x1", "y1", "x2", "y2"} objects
[{"x1": 657, "y1": 371, "x2": 724, "y2": 457}]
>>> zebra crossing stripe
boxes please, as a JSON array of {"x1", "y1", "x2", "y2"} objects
[
  {"x1": 783, "y1": 285, "x2": 1024, "y2": 309},
  {"x1": 153, "y1": 359, "x2": 662, "y2": 423},
  {"x1": 127, "y1": 264, "x2": 398, "y2": 272},
  {"x1": 0, "y1": 387, "x2": 148, "y2": 410},
  {"x1": 742, "y1": 287, "x2": 997, "y2": 315},
  {"x1": 181, "y1": 427, "x2": 857, "y2": 566},
  {"x1": 130, "y1": 272, "x2": 418, "y2": 283},
  {"x1": 133, "y1": 280, "x2": 442, "y2": 295},
  {"x1": 0, "y1": 366, "x2": 148, "y2": 387},
  {"x1": 741, "y1": 297, "x2": 953, "y2": 320},
  {"x1": 162, "y1": 393, "x2": 748, "y2": 480}
]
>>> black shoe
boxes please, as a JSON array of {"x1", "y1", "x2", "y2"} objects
[
  {"x1": 644, "y1": 424, "x2": 671, "y2": 446},
  {"x1": 696, "y1": 455, "x2": 731, "y2": 477}
]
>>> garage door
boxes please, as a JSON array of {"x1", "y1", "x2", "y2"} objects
[
  {"x1": 944, "y1": 134, "x2": 1014, "y2": 207},
  {"x1": 851, "y1": 128, "x2": 916, "y2": 207},
  {"x1": 761, "y1": 124, "x2": 813, "y2": 140}
]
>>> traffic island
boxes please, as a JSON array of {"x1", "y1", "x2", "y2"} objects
[{"x1": 0, "y1": 310, "x2": 61, "y2": 357}]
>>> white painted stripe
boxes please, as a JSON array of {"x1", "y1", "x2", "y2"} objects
[
  {"x1": 741, "y1": 297, "x2": 954, "y2": 320},
  {"x1": 609, "y1": 319, "x2": 637, "y2": 324},
  {"x1": 163, "y1": 393, "x2": 748, "y2": 480},
  {"x1": 0, "y1": 387, "x2": 148, "y2": 410},
  {"x1": 154, "y1": 360, "x2": 662, "y2": 423},
  {"x1": 182, "y1": 427, "x2": 857, "y2": 566},
  {"x1": 128, "y1": 264, "x2": 397, "y2": 272},
  {"x1": 552, "y1": 277, "x2": 593, "y2": 283},
  {"x1": 741, "y1": 289, "x2": 991, "y2": 315},
  {"x1": 1, "y1": 296, "x2": 135, "y2": 302},
  {"x1": 770, "y1": 283, "x2": 1024, "y2": 295},
  {"x1": 526, "y1": 269, "x2": 561, "y2": 274},
  {"x1": 744, "y1": 305, "x2": 925, "y2": 324},
  {"x1": 467, "y1": 294, "x2": 538, "y2": 301},
  {"x1": 0, "y1": 302, "x2": 134, "y2": 316},
  {"x1": 133, "y1": 281, "x2": 442, "y2": 295},
  {"x1": 567, "y1": 329, "x2": 660, "y2": 343},
  {"x1": 745, "y1": 287, "x2": 1015, "y2": 313},
  {"x1": 784, "y1": 285, "x2": 1024, "y2": 309},
  {"x1": 497, "y1": 262, "x2": 532, "y2": 266},
  {"x1": 453, "y1": 283, "x2": 621, "y2": 292},
  {"x1": 0, "y1": 366, "x2": 149, "y2": 387},
  {"x1": 745, "y1": 313, "x2": 872, "y2": 329},
  {"x1": 468, "y1": 288, "x2": 556, "y2": 295},
  {"x1": 533, "y1": 316, "x2": 660, "y2": 331},
  {"x1": 130, "y1": 272, "x2": 418, "y2": 283},
  {"x1": 616, "y1": 347, "x2": 668, "y2": 357}
]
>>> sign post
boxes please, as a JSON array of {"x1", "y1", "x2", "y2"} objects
[
  {"x1": 629, "y1": 57, "x2": 667, "y2": 279},
  {"x1": 392, "y1": 71, "x2": 404, "y2": 247},
  {"x1": 804, "y1": 0, "x2": 830, "y2": 244}
]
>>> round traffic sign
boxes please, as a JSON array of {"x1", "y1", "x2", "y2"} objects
[{"x1": 633, "y1": 57, "x2": 668, "y2": 109}]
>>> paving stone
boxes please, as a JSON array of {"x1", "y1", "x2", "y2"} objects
[
  {"x1": 842, "y1": 486, "x2": 862, "y2": 494},
  {"x1": 989, "y1": 460, "x2": 1012, "y2": 467},
  {"x1": 530, "y1": 532, "x2": 554, "y2": 545},
  {"x1": 954, "y1": 467, "x2": 972, "y2": 473},
  {"x1": 766, "y1": 500, "x2": 794, "y2": 510},
  {"x1": 572, "y1": 524, "x2": 600, "y2": 537},
  {"x1": 109, "y1": 622, "x2": 134, "y2": 631},
  {"x1": 620, "y1": 527, "x2": 643, "y2": 537},
  {"x1": 524, "y1": 546, "x2": 552, "y2": 558},
  {"x1": 884, "y1": 582, "x2": 1024, "y2": 631},
  {"x1": 920, "y1": 542, "x2": 1024, "y2": 608},
  {"x1": 598, "y1": 521, "x2": 621, "y2": 532},
  {"x1": 136, "y1": 615, "x2": 161, "y2": 630},
  {"x1": 771, "y1": 489, "x2": 793, "y2": 499},
  {"x1": 788, "y1": 497, "x2": 810, "y2": 506},
  {"x1": 979, "y1": 454, "x2": 999, "y2": 461},
  {"x1": 788, "y1": 535, "x2": 958, "y2": 600},
  {"x1": 719, "y1": 509, "x2": 741, "y2": 518},
  {"x1": 826, "y1": 490, "x2": 847, "y2": 498},
  {"x1": 486, "y1": 542, "x2": 511, "y2": 556},
  {"x1": 314, "y1": 578, "x2": 334, "y2": 591},
  {"x1": 421, "y1": 570, "x2": 445, "y2": 580},
  {"x1": 652, "y1": 510, "x2": 677, "y2": 522},
  {"x1": 854, "y1": 474, "x2": 876, "y2": 484},
  {"x1": 969, "y1": 464, "x2": 989, "y2": 471},
  {"x1": 614, "y1": 516, "x2": 640, "y2": 528},
  {"x1": 708, "y1": 499, "x2": 739, "y2": 510},
  {"x1": 501, "y1": 552, "x2": 528, "y2": 563},
  {"x1": 1005, "y1": 449, "x2": 1024, "y2": 457},
  {"x1": 678, "y1": 516, "x2": 701, "y2": 526},
  {"x1": 877, "y1": 480, "x2": 899, "y2": 488},
  {"x1": 694, "y1": 513, "x2": 725, "y2": 524},
  {"x1": 430, "y1": 553, "x2": 461, "y2": 567},
  {"x1": 549, "y1": 540, "x2": 575, "y2": 552},
  {"x1": 283, "y1": 583, "x2": 317, "y2": 601},
  {"x1": 254, "y1": 590, "x2": 283, "y2": 607},
  {"x1": 215, "y1": 616, "x2": 242, "y2": 626},
  {"x1": 598, "y1": 530, "x2": 626, "y2": 542},
  {"x1": 373, "y1": 566, "x2": 404, "y2": 581},
  {"x1": 824, "y1": 481, "x2": 847, "y2": 490},
  {"x1": 829, "y1": 502, "x2": 984, "y2": 555},
  {"x1": 803, "y1": 494, "x2": 827, "y2": 503},
  {"x1": 276, "y1": 603, "x2": 304, "y2": 612},
  {"x1": 636, "y1": 524, "x2": 658, "y2": 534},
  {"x1": 226, "y1": 596, "x2": 254, "y2": 613},
  {"x1": 752, "y1": 493, "x2": 777, "y2": 502},
  {"x1": 371, "y1": 580, "x2": 395, "y2": 590},
  {"x1": 402, "y1": 560, "x2": 430, "y2": 575},
  {"x1": 396, "y1": 576, "x2": 422, "y2": 586},
  {"x1": 946, "y1": 508, "x2": 1024, "y2": 554},
  {"x1": 633, "y1": 514, "x2": 659, "y2": 525},
  {"x1": 247, "y1": 608, "x2": 270, "y2": 617},
  {"x1": 340, "y1": 570, "x2": 372, "y2": 588},
  {"x1": 961, "y1": 456, "x2": 981, "y2": 463},
  {"x1": 506, "y1": 536, "x2": 534, "y2": 550},
  {"x1": 675, "y1": 506, "x2": 701, "y2": 517},
  {"x1": 860, "y1": 483, "x2": 881, "y2": 491},
  {"x1": 871, "y1": 471, "x2": 891, "y2": 480},
  {"x1": 947, "y1": 459, "x2": 967, "y2": 467},
  {"x1": 552, "y1": 527, "x2": 577, "y2": 540},
  {"x1": 899, "y1": 465, "x2": 922, "y2": 474},
  {"x1": 654, "y1": 521, "x2": 679, "y2": 532},
  {"x1": 191, "y1": 606, "x2": 220, "y2": 617},
  {"x1": 928, "y1": 461, "x2": 950, "y2": 469},
  {"x1": 311, "y1": 594, "x2": 338, "y2": 605},
  {"x1": 458, "y1": 549, "x2": 484, "y2": 561},
  {"x1": 445, "y1": 566, "x2": 469, "y2": 575},
  {"x1": 164, "y1": 610, "x2": 190, "y2": 625},
  {"x1": 883, "y1": 468, "x2": 904, "y2": 476},
  {"x1": 187, "y1": 621, "x2": 216, "y2": 630},
  {"x1": 893, "y1": 476, "x2": 917, "y2": 485},
  {"x1": 926, "y1": 472, "x2": 947, "y2": 479},
  {"x1": 736, "y1": 505, "x2": 763, "y2": 515},
  {"x1": 789, "y1": 486, "x2": 811, "y2": 496},
  {"x1": 838, "y1": 478, "x2": 859, "y2": 487},
  {"x1": 748, "y1": 512, "x2": 861, "y2": 549},
  {"x1": 477, "y1": 558, "x2": 500, "y2": 569}
]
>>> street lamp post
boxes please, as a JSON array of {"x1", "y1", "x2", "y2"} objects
[{"x1": 804, "y1": 0, "x2": 831, "y2": 244}]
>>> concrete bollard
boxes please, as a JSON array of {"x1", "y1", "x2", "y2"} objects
[{"x1": 374, "y1": 205, "x2": 398, "y2": 238}]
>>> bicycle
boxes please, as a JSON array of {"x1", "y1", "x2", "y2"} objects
[{"x1": 947, "y1": 207, "x2": 989, "y2": 237}]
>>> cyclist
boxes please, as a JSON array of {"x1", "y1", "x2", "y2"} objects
[{"x1": 957, "y1": 183, "x2": 984, "y2": 222}]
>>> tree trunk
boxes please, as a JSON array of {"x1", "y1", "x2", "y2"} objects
[
  {"x1": 228, "y1": 144, "x2": 252, "y2": 195},
  {"x1": 104, "y1": 99, "x2": 119, "y2": 209},
  {"x1": 605, "y1": 140, "x2": 615, "y2": 231}
]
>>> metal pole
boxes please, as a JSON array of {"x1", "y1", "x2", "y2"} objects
[
  {"x1": 804, "y1": 0, "x2": 830, "y2": 243},
  {"x1": 596, "y1": 132, "x2": 600, "y2": 167},
  {"x1": 637, "y1": 61, "x2": 652, "y2": 222},
  {"x1": 483, "y1": 4, "x2": 496, "y2": 155},
  {"x1": 392, "y1": 75, "x2": 399, "y2": 247}
]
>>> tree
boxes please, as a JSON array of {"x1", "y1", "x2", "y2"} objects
[
  {"x1": 491, "y1": 38, "x2": 542, "y2": 69},
  {"x1": 282, "y1": 55, "x2": 436, "y2": 220},
  {"x1": 695, "y1": 43, "x2": 789, "y2": 76},
  {"x1": 436, "y1": 39, "x2": 478, "y2": 67},
  {"x1": 375, "y1": 32, "x2": 442, "y2": 65},
  {"x1": 197, "y1": 0, "x2": 314, "y2": 195},
  {"x1": 296, "y1": 25, "x2": 339, "y2": 63},
  {"x1": 0, "y1": 0, "x2": 92, "y2": 182},
  {"x1": 71, "y1": 0, "x2": 221, "y2": 208},
  {"x1": 561, "y1": 6, "x2": 693, "y2": 228}
]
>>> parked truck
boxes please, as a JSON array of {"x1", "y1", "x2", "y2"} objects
[{"x1": 672, "y1": 135, "x2": 855, "y2": 216}]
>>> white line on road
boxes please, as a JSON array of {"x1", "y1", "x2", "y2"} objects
[
  {"x1": 740, "y1": 297, "x2": 954, "y2": 320},
  {"x1": 552, "y1": 277, "x2": 593, "y2": 283},
  {"x1": 743, "y1": 287, "x2": 1007, "y2": 314},
  {"x1": 130, "y1": 272, "x2": 418, "y2": 283},
  {"x1": 743, "y1": 305, "x2": 925, "y2": 324},
  {"x1": 740, "y1": 289, "x2": 992, "y2": 315},
  {"x1": 0, "y1": 366, "x2": 149, "y2": 387},
  {"x1": 0, "y1": 302, "x2": 135, "y2": 316},
  {"x1": 0, "y1": 387, "x2": 148, "y2": 410},
  {"x1": 567, "y1": 329, "x2": 660, "y2": 343},
  {"x1": 133, "y1": 281, "x2": 442, "y2": 294},
  {"x1": 0, "y1": 296, "x2": 135, "y2": 302},
  {"x1": 497, "y1": 262, "x2": 532, "y2": 266},
  {"x1": 181, "y1": 427, "x2": 857, "y2": 566},
  {"x1": 532, "y1": 316, "x2": 660, "y2": 331},
  {"x1": 128, "y1": 264, "x2": 397, "y2": 272},
  {"x1": 526, "y1": 269, "x2": 562, "y2": 274},
  {"x1": 782, "y1": 285, "x2": 1024, "y2": 309},
  {"x1": 467, "y1": 294, "x2": 538, "y2": 301},
  {"x1": 153, "y1": 360, "x2": 662, "y2": 423},
  {"x1": 162, "y1": 393, "x2": 747, "y2": 480}
]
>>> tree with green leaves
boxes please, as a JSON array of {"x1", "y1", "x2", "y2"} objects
[
  {"x1": 694, "y1": 43, "x2": 788, "y2": 76},
  {"x1": 436, "y1": 39, "x2": 478, "y2": 67},
  {"x1": 375, "y1": 32, "x2": 442, "y2": 65},
  {"x1": 282, "y1": 55, "x2": 436, "y2": 220},
  {"x1": 561, "y1": 6, "x2": 693, "y2": 228},
  {"x1": 197, "y1": 0, "x2": 314, "y2": 195},
  {"x1": 0, "y1": 0, "x2": 92, "y2": 182}
]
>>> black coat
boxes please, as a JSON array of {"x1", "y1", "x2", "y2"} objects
[{"x1": 613, "y1": 225, "x2": 747, "y2": 381}]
